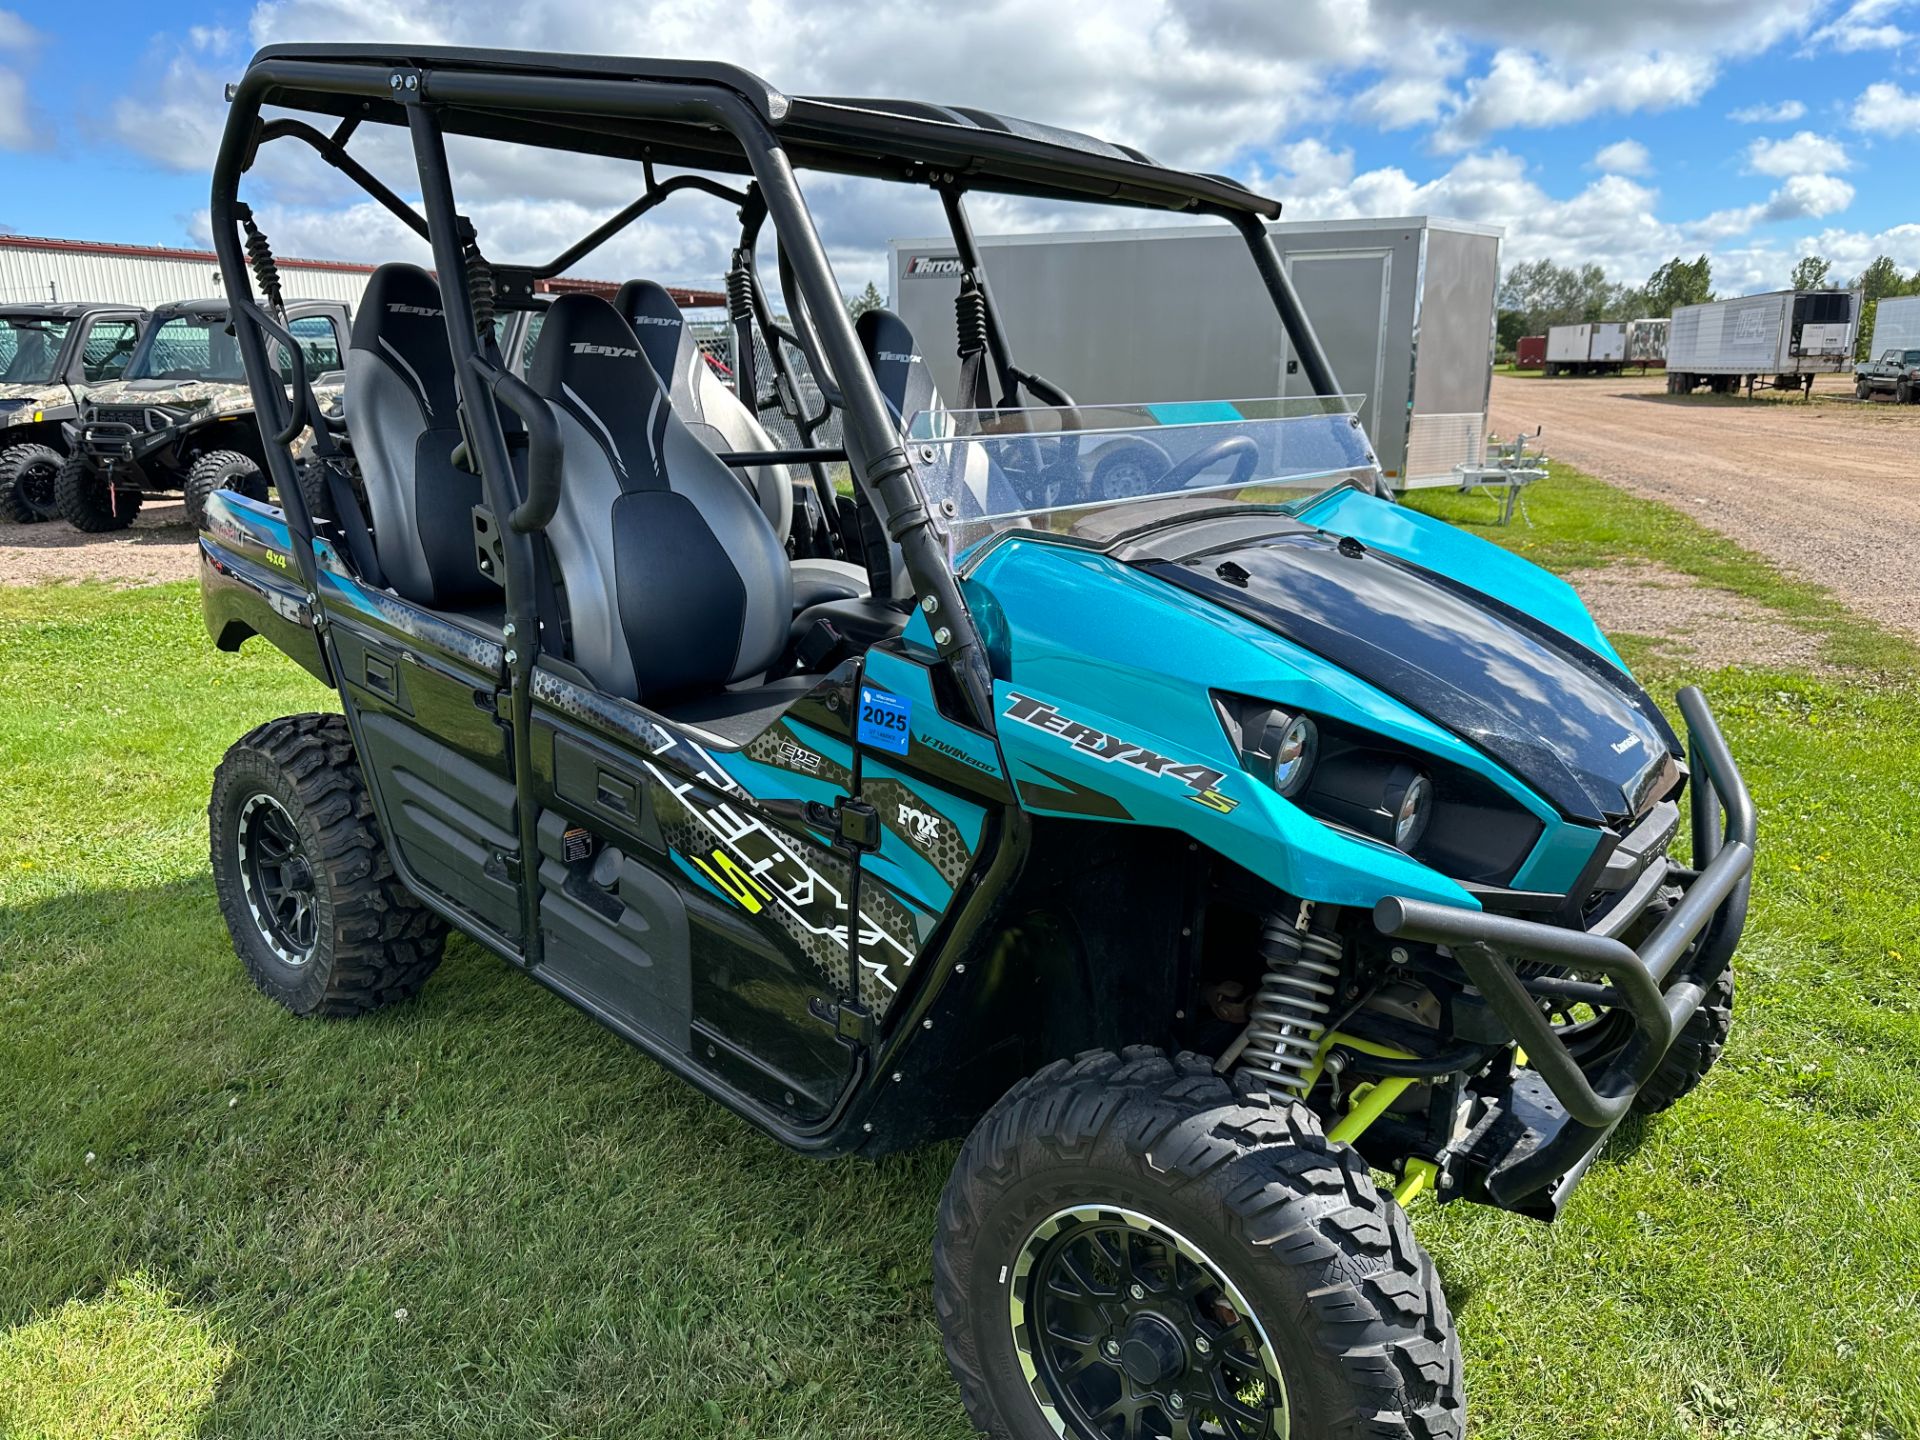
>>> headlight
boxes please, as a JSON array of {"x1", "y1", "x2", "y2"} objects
[
  {"x1": 1309, "y1": 754, "x2": 1433, "y2": 853},
  {"x1": 1215, "y1": 696, "x2": 1317, "y2": 798}
]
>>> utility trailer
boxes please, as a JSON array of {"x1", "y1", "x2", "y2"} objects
[
  {"x1": 1544, "y1": 321, "x2": 1628, "y2": 376},
  {"x1": 1627, "y1": 317, "x2": 1668, "y2": 369},
  {"x1": 1515, "y1": 334, "x2": 1546, "y2": 369},
  {"x1": 888, "y1": 215, "x2": 1501, "y2": 490},
  {"x1": 1667, "y1": 288, "x2": 1862, "y2": 398}
]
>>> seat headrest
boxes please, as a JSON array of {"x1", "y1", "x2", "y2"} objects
[
  {"x1": 613, "y1": 279, "x2": 688, "y2": 386},
  {"x1": 856, "y1": 307, "x2": 941, "y2": 429},
  {"x1": 528, "y1": 293, "x2": 665, "y2": 480},
  {"x1": 348, "y1": 263, "x2": 457, "y2": 424}
]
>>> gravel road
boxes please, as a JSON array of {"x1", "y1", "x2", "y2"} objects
[
  {"x1": 1490, "y1": 372, "x2": 1920, "y2": 637},
  {"x1": 0, "y1": 502, "x2": 198, "y2": 586}
]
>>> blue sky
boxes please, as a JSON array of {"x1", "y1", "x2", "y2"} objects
[{"x1": 1, "y1": 0, "x2": 1916, "y2": 297}]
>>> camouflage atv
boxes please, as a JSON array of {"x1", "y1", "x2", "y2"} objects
[
  {"x1": 58, "y1": 298, "x2": 348, "y2": 532},
  {"x1": 0, "y1": 302, "x2": 146, "y2": 523}
]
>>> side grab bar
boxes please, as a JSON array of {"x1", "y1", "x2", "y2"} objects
[
  {"x1": 1375, "y1": 686, "x2": 1755, "y2": 1132},
  {"x1": 466, "y1": 355, "x2": 563, "y2": 533}
]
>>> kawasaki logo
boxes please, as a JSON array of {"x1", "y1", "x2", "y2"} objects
[
  {"x1": 387, "y1": 303, "x2": 443, "y2": 317},
  {"x1": 905, "y1": 255, "x2": 964, "y2": 278},
  {"x1": 571, "y1": 342, "x2": 640, "y2": 358}
]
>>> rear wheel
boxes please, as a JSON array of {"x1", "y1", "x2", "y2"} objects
[
  {"x1": 54, "y1": 452, "x2": 142, "y2": 531},
  {"x1": 936, "y1": 1049, "x2": 1463, "y2": 1440},
  {"x1": 0, "y1": 441, "x2": 63, "y2": 523},
  {"x1": 209, "y1": 713, "x2": 447, "y2": 1018},
  {"x1": 184, "y1": 449, "x2": 268, "y2": 530}
]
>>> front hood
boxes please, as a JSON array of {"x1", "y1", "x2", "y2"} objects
[
  {"x1": 0, "y1": 382, "x2": 67, "y2": 410},
  {"x1": 1139, "y1": 524, "x2": 1678, "y2": 824},
  {"x1": 84, "y1": 377, "x2": 250, "y2": 412}
]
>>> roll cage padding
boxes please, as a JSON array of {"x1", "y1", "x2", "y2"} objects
[
  {"x1": 526, "y1": 293, "x2": 792, "y2": 702},
  {"x1": 344, "y1": 264, "x2": 493, "y2": 606}
]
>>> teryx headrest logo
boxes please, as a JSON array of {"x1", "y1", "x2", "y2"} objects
[
  {"x1": 628, "y1": 315, "x2": 680, "y2": 328},
  {"x1": 876, "y1": 349, "x2": 921, "y2": 365},
  {"x1": 1004, "y1": 692, "x2": 1237, "y2": 814},
  {"x1": 387, "y1": 303, "x2": 443, "y2": 317},
  {"x1": 905, "y1": 255, "x2": 964, "y2": 278},
  {"x1": 571, "y1": 342, "x2": 640, "y2": 358}
]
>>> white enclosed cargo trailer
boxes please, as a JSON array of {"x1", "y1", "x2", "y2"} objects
[
  {"x1": 1544, "y1": 321, "x2": 1629, "y2": 375},
  {"x1": 1666, "y1": 288, "x2": 1862, "y2": 397},
  {"x1": 886, "y1": 215, "x2": 1501, "y2": 490}
]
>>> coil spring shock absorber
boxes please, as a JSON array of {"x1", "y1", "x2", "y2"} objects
[
  {"x1": 234, "y1": 203, "x2": 283, "y2": 315},
  {"x1": 954, "y1": 280, "x2": 989, "y2": 358},
  {"x1": 725, "y1": 257, "x2": 754, "y2": 328},
  {"x1": 465, "y1": 246, "x2": 497, "y2": 346},
  {"x1": 1241, "y1": 908, "x2": 1344, "y2": 1096}
]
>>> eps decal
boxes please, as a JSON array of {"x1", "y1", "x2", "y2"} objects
[{"x1": 1003, "y1": 692, "x2": 1237, "y2": 814}]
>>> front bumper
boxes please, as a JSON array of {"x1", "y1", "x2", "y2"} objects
[{"x1": 1374, "y1": 686, "x2": 1754, "y2": 1216}]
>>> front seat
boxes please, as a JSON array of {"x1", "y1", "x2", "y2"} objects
[
  {"x1": 614, "y1": 279, "x2": 868, "y2": 610},
  {"x1": 344, "y1": 263, "x2": 493, "y2": 608},
  {"x1": 526, "y1": 293, "x2": 793, "y2": 704}
]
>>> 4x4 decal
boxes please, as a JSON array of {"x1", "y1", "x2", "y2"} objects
[{"x1": 1003, "y1": 692, "x2": 1237, "y2": 813}]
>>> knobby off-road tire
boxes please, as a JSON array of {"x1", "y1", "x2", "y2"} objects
[
  {"x1": 293, "y1": 455, "x2": 337, "y2": 526},
  {"x1": 935, "y1": 1048, "x2": 1463, "y2": 1440},
  {"x1": 54, "y1": 451, "x2": 142, "y2": 532},
  {"x1": 184, "y1": 449, "x2": 268, "y2": 530},
  {"x1": 1633, "y1": 964, "x2": 1734, "y2": 1115},
  {"x1": 0, "y1": 441, "x2": 62, "y2": 523},
  {"x1": 209, "y1": 713, "x2": 447, "y2": 1018}
]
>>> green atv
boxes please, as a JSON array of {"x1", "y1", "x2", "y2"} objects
[
  {"x1": 58, "y1": 297, "x2": 349, "y2": 532},
  {"x1": 0, "y1": 302, "x2": 145, "y2": 523}
]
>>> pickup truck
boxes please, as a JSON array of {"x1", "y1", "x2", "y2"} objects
[{"x1": 1855, "y1": 346, "x2": 1920, "y2": 403}]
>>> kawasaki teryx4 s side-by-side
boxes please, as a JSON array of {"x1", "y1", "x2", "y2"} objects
[
  {"x1": 198, "y1": 48, "x2": 1754, "y2": 1439},
  {"x1": 0, "y1": 302, "x2": 146, "y2": 523},
  {"x1": 58, "y1": 295, "x2": 349, "y2": 532}
]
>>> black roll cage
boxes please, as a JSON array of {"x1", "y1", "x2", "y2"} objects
[{"x1": 210, "y1": 46, "x2": 1344, "y2": 738}]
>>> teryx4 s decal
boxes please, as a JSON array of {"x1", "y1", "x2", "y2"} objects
[{"x1": 1003, "y1": 692, "x2": 1237, "y2": 814}]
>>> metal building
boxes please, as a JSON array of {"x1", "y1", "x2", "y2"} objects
[
  {"x1": 888, "y1": 215, "x2": 1502, "y2": 489},
  {"x1": 0, "y1": 233, "x2": 723, "y2": 314}
]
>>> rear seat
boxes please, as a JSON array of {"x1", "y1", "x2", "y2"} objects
[{"x1": 614, "y1": 279, "x2": 868, "y2": 611}]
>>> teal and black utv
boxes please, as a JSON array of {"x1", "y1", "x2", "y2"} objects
[{"x1": 200, "y1": 47, "x2": 1754, "y2": 1440}]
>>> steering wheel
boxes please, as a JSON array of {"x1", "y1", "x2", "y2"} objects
[{"x1": 1158, "y1": 435, "x2": 1260, "y2": 491}]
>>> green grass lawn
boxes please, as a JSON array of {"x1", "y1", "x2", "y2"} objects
[{"x1": 3, "y1": 470, "x2": 1919, "y2": 1439}]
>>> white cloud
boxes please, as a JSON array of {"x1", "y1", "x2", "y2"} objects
[
  {"x1": 1850, "y1": 80, "x2": 1920, "y2": 133},
  {"x1": 0, "y1": 8, "x2": 40, "y2": 152},
  {"x1": 1745, "y1": 130, "x2": 1853, "y2": 175},
  {"x1": 1433, "y1": 50, "x2": 1715, "y2": 152},
  {"x1": 110, "y1": 48, "x2": 230, "y2": 171},
  {"x1": 1350, "y1": 74, "x2": 1457, "y2": 130},
  {"x1": 1797, "y1": 222, "x2": 1920, "y2": 277},
  {"x1": 1592, "y1": 139, "x2": 1652, "y2": 175},
  {"x1": 1806, "y1": 0, "x2": 1913, "y2": 52},
  {"x1": 1728, "y1": 99, "x2": 1807, "y2": 122}
]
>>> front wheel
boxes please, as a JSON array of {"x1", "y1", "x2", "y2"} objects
[
  {"x1": 0, "y1": 441, "x2": 63, "y2": 523},
  {"x1": 184, "y1": 449, "x2": 268, "y2": 530},
  {"x1": 54, "y1": 452, "x2": 142, "y2": 531},
  {"x1": 209, "y1": 713, "x2": 447, "y2": 1017},
  {"x1": 935, "y1": 1049, "x2": 1462, "y2": 1440}
]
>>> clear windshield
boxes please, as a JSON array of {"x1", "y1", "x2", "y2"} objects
[
  {"x1": 128, "y1": 316, "x2": 247, "y2": 382},
  {"x1": 905, "y1": 396, "x2": 1382, "y2": 556},
  {"x1": 0, "y1": 317, "x2": 73, "y2": 385}
]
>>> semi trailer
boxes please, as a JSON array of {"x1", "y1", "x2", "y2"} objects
[{"x1": 1666, "y1": 288, "x2": 1861, "y2": 397}]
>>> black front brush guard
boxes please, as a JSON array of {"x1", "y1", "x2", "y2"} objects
[{"x1": 1374, "y1": 686, "x2": 1754, "y2": 1210}]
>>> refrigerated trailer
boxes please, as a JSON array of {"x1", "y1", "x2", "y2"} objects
[
  {"x1": 1544, "y1": 321, "x2": 1628, "y2": 375},
  {"x1": 887, "y1": 215, "x2": 1501, "y2": 490},
  {"x1": 1666, "y1": 288, "x2": 1862, "y2": 397}
]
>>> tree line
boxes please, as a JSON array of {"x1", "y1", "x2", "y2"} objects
[{"x1": 1497, "y1": 253, "x2": 1920, "y2": 357}]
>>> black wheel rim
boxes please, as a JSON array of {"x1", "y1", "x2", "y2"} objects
[
  {"x1": 19, "y1": 457, "x2": 59, "y2": 517},
  {"x1": 236, "y1": 792, "x2": 318, "y2": 965},
  {"x1": 1011, "y1": 1205, "x2": 1289, "y2": 1440}
]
